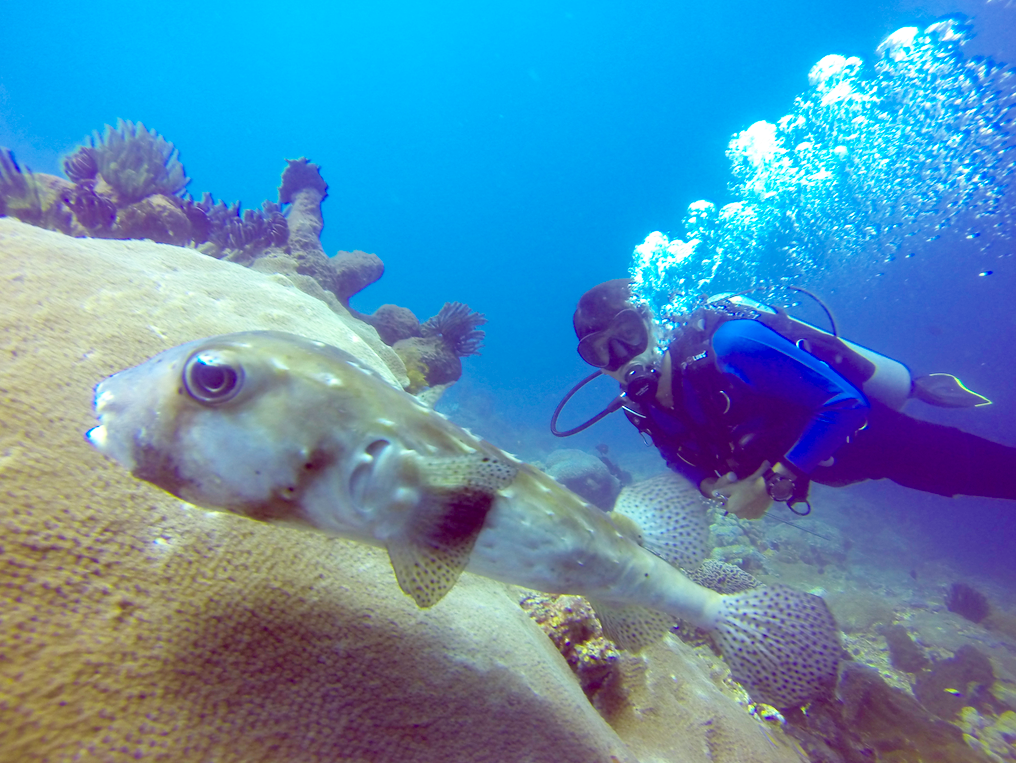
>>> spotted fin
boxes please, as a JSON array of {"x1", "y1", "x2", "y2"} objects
[
  {"x1": 416, "y1": 382, "x2": 453, "y2": 408},
  {"x1": 612, "y1": 472, "x2": 712, "y2": 571},
  {"x1": 388, "y1": 452, "x2": 517, "y2": 608},
  {"x1": 589, "y1": 599, "x2": 674, "y2": 652}
]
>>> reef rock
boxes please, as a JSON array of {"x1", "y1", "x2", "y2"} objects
[
  {"x1": 366, "y1": 303, "x2": 422, "y2": 345},
  {"x1": 394, "y1": 334, "x2": 462, "y2": 392},
  {"x1": 279, "y1": 157, "x2": 327, "y2": 257},
  {"x1": 0, "y1": 219, "x2": 633, "y2": 763},
  {"x1": 113, "y1": 193, "x2": 192, "y2": 245},
  {"x1": 331, "y1": 248, "x2": 384, "y2": 306},
  {"x1": 546, "y1": 448, "x2": 621, "y2": 510}
]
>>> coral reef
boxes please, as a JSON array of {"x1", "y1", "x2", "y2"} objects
[
  {"x1": 785, "y1": 661, "x2": 995, "y2": 763},
  {"x1": 545, "y1": 448, "x2": 621, "y2": 509},
  {"x1": 62, "y1": 145, "x2": 98, "y2": 183},
  {"x1": 883, "y1": 623, "x2": 930, "y2": 673},
  {"x1": 88, "y1": 119, "x2": 190, "y2": 204},
  {"x1": 113, "y1": 194, "x2": 193, "y2": 245},
  {"x1": 914, "y1": 645, "x2": 996, "y2": 719},
  {"x1": 519, "y1": 593, "x2": 626, "y2": 710},
  {"x1": 947, "y1": 582, "x2": 992, "y2": 623},
  {"x1": 62, "y1": 181, "x2": 116, "y2": 233},
  {"x1": 394, "y1": 335, "x2": 463, "y2": 392},
  {"x1": 958, "y1": 708, "x2": 1016, "y2": 763},
  {"x1": 2, "y1": 122, "x2": 487, "y2": 393},
  {"x1": 827, "y1": 591, "x2": 897, "y2": 634}
]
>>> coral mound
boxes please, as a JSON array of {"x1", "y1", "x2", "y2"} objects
[
  {"x1": 546, "y1": 449, "x2": 620, "y2": 510},
  {"x1": 331, "y1": 249, "x2": 385, "y2": 305},
  {"x1": 914, "y1": 644, "x2": 995, "y2": 719},
  {"x1": 946, "y1": 581, "x2": 991, "y2": 623},
  {"x1": 367, "y1": 303, "x2": 422, "y2": 345},
  {"x1": 89, "y1": 118, "x2": 190, "y2": 204},
  {"x1": 786, "y1": 662, "x2": 996, "y2": 762},
  {"x1": 882, "y1": 623, "x2": 929, "y2": 673}
]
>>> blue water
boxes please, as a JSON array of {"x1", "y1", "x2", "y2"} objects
[{"x1": 2, "y1": 2, "x2": 1014, "y2": 570}]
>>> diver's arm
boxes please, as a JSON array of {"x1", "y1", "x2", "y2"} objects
[{"x1": 711, "y1": 319, "x2": 869, "y2": 477}]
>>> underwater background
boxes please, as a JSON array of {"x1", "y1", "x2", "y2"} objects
[{"x1": 2, "y1": 0, "x2": 1016, "y2": 760}]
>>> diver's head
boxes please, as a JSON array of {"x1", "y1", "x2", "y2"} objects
[{"x1": 573, "y1": 279, "x2": 654, "y2": 378}]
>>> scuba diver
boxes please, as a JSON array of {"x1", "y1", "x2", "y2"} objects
[{"x1": 553, "y1": 279, "x2": 1016, "y2": 518}]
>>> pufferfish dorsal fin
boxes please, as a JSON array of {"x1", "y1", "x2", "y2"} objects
[
  {"x1": 388, "y1": 452, "x2": 518, "y2": 608},
  {"x1": 415, "y1": 382, "x2": 453, "y2": 408}
]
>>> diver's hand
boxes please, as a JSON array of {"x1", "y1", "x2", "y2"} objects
[{"x1": 700, "y1": 461, "x2": 773, "y2": 519}]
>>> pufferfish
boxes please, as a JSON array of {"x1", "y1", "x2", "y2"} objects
[{"x1": 86, "y1": 330, "x2": 840, "y2": 709}]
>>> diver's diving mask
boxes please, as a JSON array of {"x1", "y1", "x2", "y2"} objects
[{"x1": 576, "y1": 308, "x2": 649, "y2": 371}]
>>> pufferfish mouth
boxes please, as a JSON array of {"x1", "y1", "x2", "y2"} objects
[
  {"x1": 85, "y1": 423, "x2": 109, "y2": 452},
  {"x1": 86, "y1": 384, "x2": 130, "y2": 462}
]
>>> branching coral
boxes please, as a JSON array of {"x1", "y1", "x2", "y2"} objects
[
  {"x1": 63, "y1": 182, "x2": 116, "y2": 233},
  {"x1": 0, "y1": 148, "x2": 72, "y2": 232},
  {"x1": 62, "y1": 146, "x2": 98, "y2": 184},
  {"x1": 89, "y1": 119, "x2": 190, "y2": 204},
  {"x1": 421, "y1": 302, "x2": 487, "y2": 356},
  {"x1": 193, "y1": 193, "x2": 288, "y2": 258}
]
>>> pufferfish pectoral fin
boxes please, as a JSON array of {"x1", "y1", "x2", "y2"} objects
[
  {"x1": 387, "y1": 486, "x2": 495, "y2": 608},
  {"x1": 388, "y1": 452, "x2": 517, "y2": 608}
]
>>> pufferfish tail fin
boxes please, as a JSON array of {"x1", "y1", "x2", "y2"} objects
[{"x1": 913, "y1": 373, "x2": 992, "y2": 408}]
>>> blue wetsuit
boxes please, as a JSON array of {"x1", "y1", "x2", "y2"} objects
[
  {"x1": 632, "y1": 317, "x2": 868, "y2": 487},
  {"x1": 631, "y1": 315, "x2": 1016, "y2": 501},
  {"x1": 711, "y1": 319, "x2": 869, "y2": 475}
]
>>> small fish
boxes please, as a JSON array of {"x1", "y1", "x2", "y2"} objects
[
  {"x1": 943, "y1": 688, "x2": 963, "y2": 696},
  {"x1": 86, "y1": 331, "x2": 841, "y2": 709}
]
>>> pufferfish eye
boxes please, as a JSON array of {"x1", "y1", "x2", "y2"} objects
[{"x1": 184, "y1": 352, "x2": 243, "y2": 404}]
